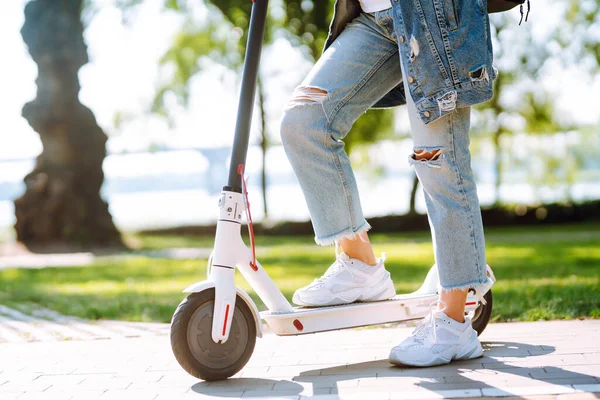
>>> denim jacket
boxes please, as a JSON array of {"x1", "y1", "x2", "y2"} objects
[{"x1": 325, "y1": 0, "x2": 497, "y2": 124}]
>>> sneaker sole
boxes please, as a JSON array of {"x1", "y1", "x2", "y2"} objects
[
  {"x1": 388, "y1": 355, "x2": 453, "y2": 367},
  {"x1": 293, "y1": 280, "x2": 396, "y2": 307},
  {"x1": 455, "y1": 340, "x2": 484, "y2": 360},
  {"x1": 356, "y1": 282, "x2": 396, "y2": 305},
  {"x1": 389, "y1": 340, "x2": 483, "y2": 367}
]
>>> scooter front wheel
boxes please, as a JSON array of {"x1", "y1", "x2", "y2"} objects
[{"x1": 170, "y1": 288, "x2": 256, "y2": 381}]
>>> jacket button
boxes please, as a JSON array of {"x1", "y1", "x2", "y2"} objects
[
  {"x1": 408, "y1": 76, "x2": 415, "y2": 84},
  {"x1": 423, "y1": 111, "x2": 431, "y2": 118},
  {"x1": 400, "y1": 36, "x2": 406, "y2": 43}
]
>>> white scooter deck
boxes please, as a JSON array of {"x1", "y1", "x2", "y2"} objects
[{"x1": 261, "y1": 292, "x2": 480, "y2": 336}]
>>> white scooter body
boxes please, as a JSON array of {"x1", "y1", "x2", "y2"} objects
[{"x1": 183, "y1": 190, "x2": 495, "y2": 343}]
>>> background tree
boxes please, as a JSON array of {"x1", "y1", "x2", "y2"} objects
[
  {"x1": 15, "y1": 0, "x2": 122, "y2": 249},
  {"x1": 472, "y1": 9, "x2": 589, "y2": 207},
  {"x1": 149, "y1": 2, "x2": 274, "y2": 218}
]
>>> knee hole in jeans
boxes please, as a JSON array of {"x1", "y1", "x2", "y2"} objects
[
  {"x1": 413, "y1": 148, "x2": 442, "y2": 161},
  {"x1": 287, "y1": 86, "x2": 328, "y2": 109},
  {"x1": 410, "y1": 148, "x2": 444, "y2": 169}
]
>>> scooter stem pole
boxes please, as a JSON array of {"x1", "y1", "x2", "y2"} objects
[{"x1": 226, "y1": 0, "x2": 269, "y2": 192}]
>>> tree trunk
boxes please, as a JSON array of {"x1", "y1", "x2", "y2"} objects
[
  {"x1": 257, "y1": 77, "x2": 268, "y2": 219},
  {"x1": 408, "y1": 173, "x2": 419, "y2": 215},
  {"x1": 493, "y1": 130, "x2": 502, "y2": 206},
  {"x1": 15, "y1": 0, "x2": 123, "y2": 250},
  {"x1": 488, "y1": 69, "x2": 506, "y2": 207}
]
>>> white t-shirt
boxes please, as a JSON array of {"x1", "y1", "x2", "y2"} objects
[{"x1": 358, "y1": 0, "x2": 392, "y2": 13}]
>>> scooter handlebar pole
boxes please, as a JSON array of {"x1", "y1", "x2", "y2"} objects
[{"x1": 226, "y1": 0, "x2": 269, "y2": 192}]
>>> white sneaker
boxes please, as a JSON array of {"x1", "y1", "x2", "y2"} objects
[
  {"x1": 388, "y1": 301, "x2": 483, "y2": 367},
  {"x1": 292, "y1": 252, "x2": 395, "y2": 307}
]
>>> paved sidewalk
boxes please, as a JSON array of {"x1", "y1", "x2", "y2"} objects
[
  {"x1": 0, "y1": 320, "x2": 599, "y2": 400},
  {"x1": 0, "y1": 305, "x2": 169, "y2": 343}
]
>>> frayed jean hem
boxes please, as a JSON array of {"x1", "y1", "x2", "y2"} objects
[
  {"x1": 439, "y1": 274, "x2": 495, "y2": 302},
  {"x1": 314, "y1": 221, "x2": 372, "y2": 246}
]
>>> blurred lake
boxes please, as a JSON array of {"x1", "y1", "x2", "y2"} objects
[{"x1": 1, "y1": 142, "x2": 599, "y2": 232}]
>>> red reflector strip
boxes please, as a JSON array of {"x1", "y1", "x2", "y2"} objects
[
  {"x1": 222, "y1": 304, "x2": 230, "y2": 336},
  {"x1": 293, "y1": 319, "x2": 303, "y2": 331},
  {"x1": 465, "y1": 302, "x2": 477, "y2": 306}
]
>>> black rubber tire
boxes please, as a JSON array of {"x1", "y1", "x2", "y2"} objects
[
  {"x1": 471, "y1": 289, "x2": 493, "y2": 336},
  {"x1": 170, "y1": 288, "x2": 256, "y2": 381}
]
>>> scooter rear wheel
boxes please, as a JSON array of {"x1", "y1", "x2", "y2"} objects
[
  {"x1": 170, "y1": 288, "x2": 256, "y2": 381},
  {"x1": 470, "y1": 289, "x2": 493, "y2": 336}
]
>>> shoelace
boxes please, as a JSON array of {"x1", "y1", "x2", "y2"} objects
[
  {"x1": 313, "y1": 255, "x2": 356, "y2": 284},
  {"x1": 312, "y1": 252, "x2": 387, "y2": 285},
  {"x1": 412, "y1": 300, "x2": 448, "y2": 344}
]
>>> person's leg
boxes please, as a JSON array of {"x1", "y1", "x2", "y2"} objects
[
  {"x1": 281, "y1": 10, "x2": 400, "y2": 306},
  {"x1": 387, "y1": 60, "x2": 490, "y2": 367},
  {"x1": 401, "y1": 79, "x2": 488, "y2": 319},
  {"x1": 340, "y1": 231, "x2": 377, "y2": 266},
  {"x1": 439, "y1": 289, "x2": 469, "y2": 323}
]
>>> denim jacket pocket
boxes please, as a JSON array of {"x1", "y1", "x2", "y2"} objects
[{"x1": 440, "y1": 0, "x2": 460, "y2": 31}]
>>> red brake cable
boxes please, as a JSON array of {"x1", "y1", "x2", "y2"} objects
[{"x1": 238, "y1": 164, "x2": 258, "y2": 271}]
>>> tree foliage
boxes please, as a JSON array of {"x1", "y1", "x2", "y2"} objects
[
  {"x1": 471, "y1": 3, "x2": 598, "y2": 205},
  {"x1": 134, "y1": 0, "x2": 395, "y2": 152}
]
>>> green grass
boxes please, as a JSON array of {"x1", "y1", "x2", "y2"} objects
[{"x1": 1, "y1": 223, "x2": 599, "y2": 323}]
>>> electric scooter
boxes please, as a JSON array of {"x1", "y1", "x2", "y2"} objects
[{"x1": 169, "y1": 0, "x2": 495, "y2": 382}]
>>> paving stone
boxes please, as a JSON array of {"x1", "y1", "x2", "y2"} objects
[
  {"x1": 542, "y1": 378, "x2": 600, "y2": 385},
  {"x1": 0, "y1": 372, "x2": 43, "y2": 383},
  {"x1": 77, "y1": 376, "x2": 133, "y2": 390},
  {"x1": 441, "y1": 367, "x2": 536, "y2": 384},
  {"x1": 358, "y1": 377, "x2": 427, "y2": 387},
  {"x1": 17, "y1": 362, "x2": 77, "y2": 375},
  {"x1": 35, "y1": 374, "x2": 86, "y2": 387},
  {"x1": 272, "y1": 380, "x2": 317, "y2": 391},
  {"x1": 531, "y1": 366, "x2": 600, "y2": 380},
  {"x1": 0, "y1": 383, "x2": 52, "y2": 393},
  {"x1": 482, "y1": 385, "x2": 576, "y2": 397},
  {"x1": 248, "y1": 356, "x2": 302, "y2": 367},
  {"x1": 425, "y1": 389, "x2": 484, "y2": 399},
  {"x1": 241, "y1": 397, "x2": 300, "y2": 400},
  {"x1": 43, "y1": 387, "x2": 106, "y2": 399},
  {"x1": 155, "y1": 393, "x2": 246, "y2": 400},
  {"x1": 17, "y1": 392, "x2": 78, "y2": 400},
  {"x1": 388, "y1": 388, "x2": 483, "y2": 399},
  {"x1": 262, "y1": 365, "x2": 325, "y2": 378},
  {"x1": 329, "y1": 390, "x2": 391, "y2": 400},
  {"x1": 190, "y1": 389, "x2": 246, "y2": 397},
  {"x1": 404, "y1": 382, "x2": 501, "y2": 391},
  {"x1": 238, "y1": 366, "x2": 271, "y2": 378},
  {"x1": 242, "y1": 389, "x2": 304, "y2": 397},
  {"x1": 101, "y1": 388, "x2": 169, "y2": 399},
  {"x1": 0, "y1": 393, "x2": 25, "y2": 400}
]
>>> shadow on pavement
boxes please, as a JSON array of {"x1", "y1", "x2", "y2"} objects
[
  {"x1": 186, "y1": 341, "x2": 599, "y2": 398},
  {"x1": 293, "y1": 341, "x2": 599, "y2": 399},
  {"x1": 191, "y1": 378, "x2": 303, "y2": 398}
]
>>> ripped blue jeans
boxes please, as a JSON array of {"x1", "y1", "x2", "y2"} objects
[{"x1": 280, "y1": 8, "x2": 488, "y2": 291}]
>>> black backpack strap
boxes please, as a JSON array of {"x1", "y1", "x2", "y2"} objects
[{"x1": 487, "y1": 0, "x2": 530, "y2": 25}]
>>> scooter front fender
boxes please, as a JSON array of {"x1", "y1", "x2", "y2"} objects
[{"x1": 183, "y1": 281, "x2": 263, "y2": 339}]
